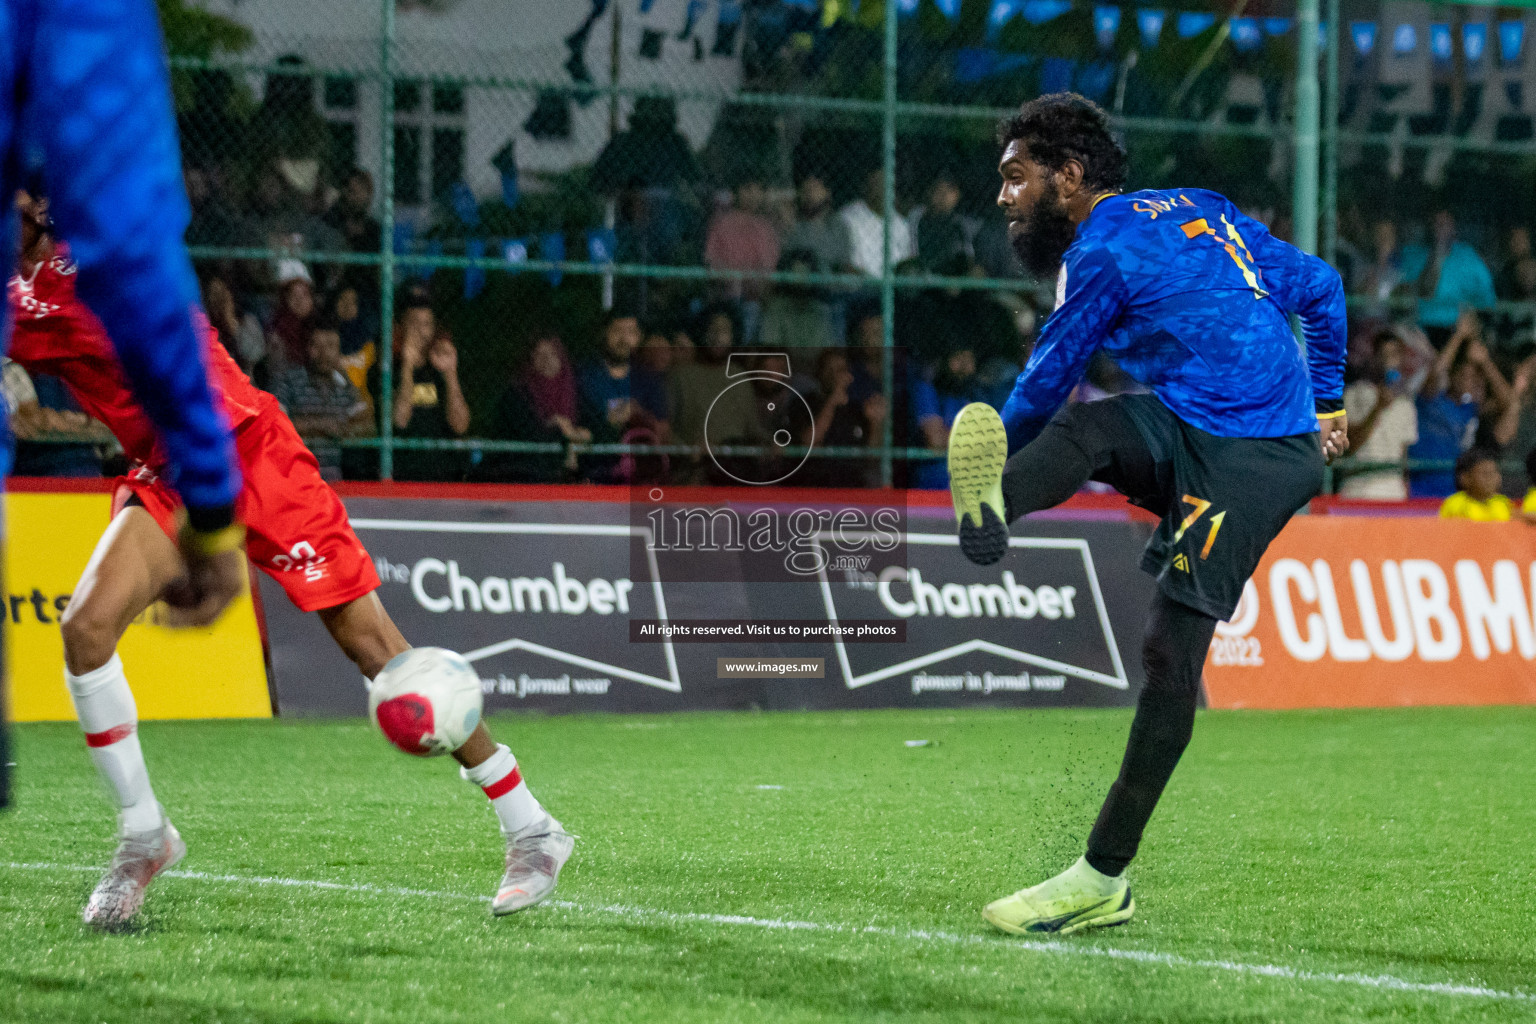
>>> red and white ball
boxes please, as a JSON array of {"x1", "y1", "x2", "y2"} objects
[{"x1": 368, "y1": 647, "x2": 484, "y2": 757}]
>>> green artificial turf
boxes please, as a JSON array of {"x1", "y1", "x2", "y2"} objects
[{"x1": 2, "y1": 707, "x2": 1534, "y2": 1023}]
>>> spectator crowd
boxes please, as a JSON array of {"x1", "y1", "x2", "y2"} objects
[{"x1": 10, "y1": 130, "x2": 1536, "y2": 507}]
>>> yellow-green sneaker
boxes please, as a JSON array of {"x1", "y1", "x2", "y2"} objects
[
  {"x1": 982, "y1": 857, "x2": 1135, "y2": 937},
  {"x1": 947, "y1": 402, "x2": 1010, "y2": 566}
]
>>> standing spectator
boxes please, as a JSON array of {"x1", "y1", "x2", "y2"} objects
[
  {"x1": 372, "y1": 295, "x2": 470, "y2": 479},
  {"x1": 269, "y1": 314, "x2": 372, "y2": 479},
  {"x1": 333, "y1": 285, "x2": 379, "y2": 406},
  {"x1": 1497, "y1": 226, "x2": 1533, "y2": 301},
  {"x1": 911, "y1": 169, "x2": 972, "y2": 273},
  {"x1": 1438, "y1": 449, "x2": 1515, "y2": 520},
  {"x1": 267, "y1": 261, "x2": 317, "y2": 368},
  {"x1": 1409, "y1": 313, "x2": 1517, "y2": 496},
  {"x1": 1502, "y1": 354, "x2": 1536, "y2": 492},
  {"x1": 1340, "y1": 330, "x2": 1418, "y2": 499},
  {"x1": 841, "y1": 168, "x2": 913, "y2": 278},
  {"x1": 784, "y1": 171, "x2": 853, "y2": 274},
  {"x1": 909, "y1": 347, "x2": 988, "y2": 490},
  {"x1": 1402, "y1": 209, "x2": 1497, "y2": 345},
  {"x1": 489, "y1": 333, "x2": 590, "y2": 482},
  {"x1": 760, "y1": 249, "x2": 838, "y2": 353},
  {"x1": 704, "y1": 176, "x2": 780, "y2": 341}
]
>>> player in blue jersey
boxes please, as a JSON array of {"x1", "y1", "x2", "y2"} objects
[
  {"x1": 947, "y1": 94, "x2": 1350, "y2": 936},
  {"x1": 1, "y1": 2, "x2": 245, "y2": 811}
]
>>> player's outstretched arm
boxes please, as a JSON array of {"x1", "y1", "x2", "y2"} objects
[
  {"x1": 22, "y1": 0, "x2": 244, "y2": 623},
  {"x1": 1000, "y1": 245, "x2": 1125, "y2": 453}
]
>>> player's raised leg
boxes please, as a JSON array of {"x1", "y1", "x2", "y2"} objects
[
  {"x1": 59, "y1": 505, "x2": 189, "y2": 929},
  {"x1": 317, "y1": 593, "x2": 573, "y2": 914}
]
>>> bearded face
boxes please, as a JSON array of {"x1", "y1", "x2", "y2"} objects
[{"x1": 1008, "y1": 177, "x2": 1077, "y2": 279}]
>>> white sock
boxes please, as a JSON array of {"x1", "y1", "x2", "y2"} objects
[
  {"x1": 460, "y1": 744, "x2": 542, "y2": 836},
  {"x1": 66, "y1": 654, "x2": 162, "y2": 834},
  {"x1": 1069, "y1": 855, "x2": 1124, "y2": 894}
]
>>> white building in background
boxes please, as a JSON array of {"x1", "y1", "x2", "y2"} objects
[{"x1": 198, "y1": 0, "x2": 742, "y2": 218}]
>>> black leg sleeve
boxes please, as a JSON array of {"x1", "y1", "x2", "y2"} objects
[
  {"x1": 1000, "y1": 399, "x2": 1160, "y2": 523},
  {"x1": 1085, "y1": 591, "x2": 1218, "y2": 876}
]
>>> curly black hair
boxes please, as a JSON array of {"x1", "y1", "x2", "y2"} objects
[{"x1": 998, "y1": 92, "x2": 1128, "y2": 193}]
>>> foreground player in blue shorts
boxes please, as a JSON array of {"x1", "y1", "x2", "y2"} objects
[
  {"x1": 947, "y1": 93, "x2": 1350, "y2": 935},
  {"x1": 1, "y1": 0, "x2": 246, "y2": 811}
]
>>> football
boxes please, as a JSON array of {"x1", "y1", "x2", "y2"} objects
[{"x1": 368, "y1": 647, "x2": 484, "y2": 757}]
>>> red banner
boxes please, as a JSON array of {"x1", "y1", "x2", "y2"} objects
[{"x1": 1204, "y1": 518, "x2": 1536, "y2": 708}]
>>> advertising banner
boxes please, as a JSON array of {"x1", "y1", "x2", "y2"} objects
[
  {"x1": 4, "y1": 491, "x2": 270, "y2": 723},
  {"x1": 1204, "y1": 518, "x2": 1536, "y2": 708},
  {"x1": 261, "y1": 495, "x2": 1159, "y2": 715}
]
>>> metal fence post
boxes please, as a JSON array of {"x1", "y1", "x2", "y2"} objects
[
  {"x1": 1292, "y1": 0, "x2": 1320, "y2": 256},
  {"x1": 1322, "y1": 0, "x2": 1339, "y2": 266},
  {"x1": 378, "y1": 0, "x2": 397, "y2": 481},
  {"x1": 880, "y1": 0, "x2": 898, "y2": 489}
]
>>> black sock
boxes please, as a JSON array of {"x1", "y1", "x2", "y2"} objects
[{"x1": 1085, "y1": 591, "x2": 1217, "y2": 876}]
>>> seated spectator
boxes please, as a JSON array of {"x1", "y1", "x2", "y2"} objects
[
  {"x1": 911, "y1": 169, "x2": 972, "y2": 273},
  {"x1": 326, "y1": 167, "x2": 382, "y2": 255},
  {"x1": 1400, "y1": 210, "x2": 1497, "y2": 345},
  {"x1": 784, "y1": 171, "x2": 852, "y2": 274},
  {"x1": 800, "y1": 348, "x2": 886, "y2": 487},
  {"x1": 910, "y1": 347, "x2": 988, "y2": 490},
  {"x1": 203, "y1": 273, "x2": 266, "y2": 376},
  {"x1": 1356, "y1": 217, "x2": 1410, "y2": 315},
  {"x1": 1340, "y1": 330, "x2": 1418, "y2": 499},
  {"x1": 270, "y1": 314, "x2": 372, "y2": 479},
  {"x1": 632, "y1": 332, "x2": 675, "y2": 440},
  {"x1": 370, "y1": 294, "x2": 470, "y2": 480},
  {"x1": 1439, "y1": 449, "x2": 1515, "y2": 521},
  {"x1": 267, "y1": 261, "x2": 317, "y2": 368},
  {"x1": 578, "y1": 310, "x2": 645, "y2": 442},
  {"x1": 245, "y1": 163, "x2": 345, "y2": 257},
  {"x1": 490, "y1": 333, "x2": 590, "y2": 482},
  {"x1": 760, "y1": 249, "x2": 837, "y2": 353},
  {"x1": 2, "y1": 360, "x2": 109, "y2": 477},
  {"x1": 841, "y1": 167, "x2": 913, "y2": 278},
  {"x1": 333, "y1": 285, "x2": 379, "y2": 405},
  {"x1": 184, "y1": 162, "x2": 246, "y2": 247},
  {"x1": 1497, "y1": 226, "x2": 1532, "y2": 301},
  {"x1": 1411, "y1": 314, "x2": 1518, "y2": 497},
  {"x1": 670, "y1": 307, "x2": 768, "y2": 482}
]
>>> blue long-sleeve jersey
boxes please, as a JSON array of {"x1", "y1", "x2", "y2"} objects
[
  {"x1": 1001, "y1": 188, "x2": 1346, "y2": 454},
  {"x1": 1, "y1": 0, "x2": 238, "y2": 510}
]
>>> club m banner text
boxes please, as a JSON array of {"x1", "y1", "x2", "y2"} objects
[{"x1": 1204, "y1": 517, "x2": 1536, "y2": 708}]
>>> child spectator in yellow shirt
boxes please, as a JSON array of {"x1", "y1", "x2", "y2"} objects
[{"x1": 1440, "y1": 448, "x2": 1515, "y2": 520}]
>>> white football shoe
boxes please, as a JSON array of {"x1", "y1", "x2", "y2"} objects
[
  {"x1": 82, "y1": 808, "x2": 186, "y2": 930},
  {"x1": 492, "y1": 813, "x2": 574, "y2": 916}
]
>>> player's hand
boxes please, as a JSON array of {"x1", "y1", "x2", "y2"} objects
[
  {"x1": 1321, "y1": 412, "x2": 1350, "y2": 464},
  {"x1": 162, "y1": 522, "x2": 247, "y2": 627}
]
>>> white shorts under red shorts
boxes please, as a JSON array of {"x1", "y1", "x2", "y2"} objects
[{"x1": 113, "y1": 405, "x2": 381, "y2": 613}]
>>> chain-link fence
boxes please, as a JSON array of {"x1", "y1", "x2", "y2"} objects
[{"x1": 21, "y1": 0, "x2": 1527, "y2": 500}]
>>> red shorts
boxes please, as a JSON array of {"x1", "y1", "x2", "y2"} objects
[{"x1": 113, "y1": 406, "x2": 381, "y2": 613}]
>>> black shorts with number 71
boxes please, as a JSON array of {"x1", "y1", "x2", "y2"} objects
[{"x1": 1074, "y1": 394, "x2": 1325, "y2": 621}]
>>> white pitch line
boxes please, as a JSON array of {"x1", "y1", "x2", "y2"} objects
[{"x1": 4, "y1": 861, "x2": 1531, "y2": 1005}]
